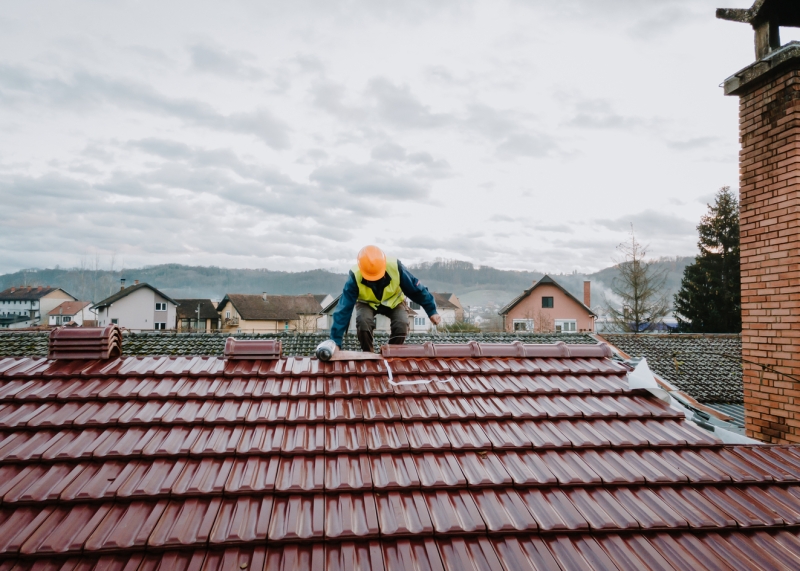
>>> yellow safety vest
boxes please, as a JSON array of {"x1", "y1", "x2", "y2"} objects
[{"x1": 352, "y1": 257, "x2": 405, "y2": 310}]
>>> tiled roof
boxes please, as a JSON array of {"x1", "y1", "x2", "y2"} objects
[
  {"x1": 2, "y1": 341, "x2": 800, "y2": 568},
  {"x1": 0, "y1": 286, "x2": 69, "y2": 301},
  {"x1": 600, "y1": 334, "x2": 743, "y2": 404},
  {"x1": 92, "y1": 283, "x2": 177, "y2": 310},
  {"x1": 47, "y1": 301, "x2": 91, "y2": 317},
  {"x1": 219, "y1": 294, "x2": 322, "y2": 320},
  {"x1": 0, "y1": 332, "x2": 597, "y2": 358},
  {"x1": 432, "y1": 293, "x2": 458, "y2": 310},
  {"x1": 175, "y1": 299, "x2": 220, "y2": 320}
]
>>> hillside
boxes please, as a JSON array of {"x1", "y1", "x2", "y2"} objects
[{"x1": 0, "y1": 257, "x2": 695, "y2": 309}]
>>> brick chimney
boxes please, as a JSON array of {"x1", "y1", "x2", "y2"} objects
[
  {"x1": 134, "y1": 280, "x2": 139, "y2": 285},
  {"x1": 719, "y1": 1, "x2": 800, "y2": 443},
  {"x1": 583, "y1": 281, "x2": 591, "y2": 308}
]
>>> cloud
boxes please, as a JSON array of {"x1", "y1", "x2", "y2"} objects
[
  {"x1": 370, "y1": 142, "x2": 451, "y2": 177},
  {"x1": 666, "y1": 136, "x2": 718, "y2": 151},
  {"x1": 366, "y1": 78, "x2": 452, "y2": 128},
  {"x1": 0, "y1": 65, "x2": 290, "y2": 148},
  {"x1": 189, "y1": 42, "x2": 266, "y2": 80},
  {"x1": 595, "y1": 209, "x2": 696, "y2": 237},
  {"x1": 310, "y1": 160, "x2": 429, "y2": 200},
  {"x1": 566, "y1": 98, "x2": 644, "y2": 130}
]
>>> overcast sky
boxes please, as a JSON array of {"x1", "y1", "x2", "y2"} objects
[{"x1": 0, "y1": 0, "x2": 774, "y2": 275}]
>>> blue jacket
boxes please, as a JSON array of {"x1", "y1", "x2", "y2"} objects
[{"x1": 330, "y1": 260, "x2": 437, "y2": 347}]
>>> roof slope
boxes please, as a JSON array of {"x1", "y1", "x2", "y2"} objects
[
  {"x1": 432, "y1": 293, "x2": 458, "y2": 310},
  {"x1": 92, "y1": 283, "x2": 178, "y2": 310},
  {"x1": 0, "y1": 331, "x2": 597, "y2": 358},
  {"x1": 499, "y1": 275, "x2": 596, "y2": 317},
  {"x1": 0, "y1": 286, "x2": 71, "y2": 301},
  {"x1": 601, "y1": 334, "x2": 743, "y2": 404},
  {"x1": 175, "y1": 299, "x2": 220, "y2": 320},
  {"x1": 47, "y1": 301, "x2": 91, "y2": 316},
  {"x1": 1, "y1": 343, "x2": 800, "y2": 568},
  {"x1": 220, "y1": 294, "x2": 322, "y2": 320}
]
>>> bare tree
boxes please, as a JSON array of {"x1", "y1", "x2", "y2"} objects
[{"x1": 605, "y1": 227, "x2": 670, "y2": 333}]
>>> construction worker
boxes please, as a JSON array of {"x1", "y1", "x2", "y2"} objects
[{"x1": 330, "y1": 245, "x2": 441, "y2": 352}]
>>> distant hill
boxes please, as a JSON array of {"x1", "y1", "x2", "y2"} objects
[{"x1": 0, "y1": 257, "x2": 695, "y2": 309}]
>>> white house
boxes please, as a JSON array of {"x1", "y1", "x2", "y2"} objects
[
  {"x1": 92, "y1": 281, "x2": 178, "y2": 331},
  {"x1": 0, "y1": 286, "x2": 77, "y2": 328},
  {"x1": 47, "y1": 301, "x2": 93, "y2": 327}
]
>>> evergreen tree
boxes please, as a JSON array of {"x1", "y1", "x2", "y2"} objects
[{"x1": 674, "y1": 186, "x2": 741, "y2": 332}]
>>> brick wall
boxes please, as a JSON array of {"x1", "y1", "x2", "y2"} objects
[{"x1": 738, "y1": 64, "x2": 800, "y2": 443}]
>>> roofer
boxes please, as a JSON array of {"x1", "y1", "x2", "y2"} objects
[{"x1": 330, "y1": 245, "x2": 441, "y2": 352}]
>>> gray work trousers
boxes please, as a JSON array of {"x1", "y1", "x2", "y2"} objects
[{"x1": 355, "y1": 301, "x2": 409, "y2": 353}]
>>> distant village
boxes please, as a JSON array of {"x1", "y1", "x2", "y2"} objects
[{"x1": 0, "y1": 273, "x2": 614, "y2": 335}]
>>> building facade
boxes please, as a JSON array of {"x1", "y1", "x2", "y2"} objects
[
  {"x1": 0, "y1": 286, "x2": 77, "y2": 327},
  {"x1": 93, "y1": 283, "x2": 178, "y2": 331},
  {"x1": 499, "y1": 275, "x2": 595, "y2": 333}
]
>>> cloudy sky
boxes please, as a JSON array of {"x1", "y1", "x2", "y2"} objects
[{"x1": 0, "y1": 0, "x2": 774, "y2": 275}]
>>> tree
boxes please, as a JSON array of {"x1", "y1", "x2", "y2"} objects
[
  {"x1": 674, "y1": 187, "x2": 741, "y2": 332},
  {"x1": 605, "y1": 227, "x2": 670, "y2": 333}
]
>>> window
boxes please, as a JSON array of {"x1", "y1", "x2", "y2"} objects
[
  {"x1": 62, "y1": 316, "x2": 71, "y2": 323},
  {"x1": 154, "y1": 322, "x2": 166, "y2": 330},
  {"x1": 513, "y1": 319, "x2": 533, "y2": 331},
  {"x1": 409, "y1": 301, "x2": 421, "y2": 310},
  {"x1": 155, "y1": 303, "x2": 167, "y2": 311},
  {"x1": 542, "y1": 297, "x2": 554, "y2": 308},
  {"x1": 284, "y1": 320, "x2": 289, "y2": 330},
  {"x1": 555, "y1": 319, "x2": 577, "y2": 333},
  {"x1": 414, "y1": 317, "x2": 426, "y2": 326},
  {"x1": 111, "y1": 318, "x2": 118, "y2": 325},
  {"x1": 226, "y1": 311, "x2": 231, "y2": 319}
]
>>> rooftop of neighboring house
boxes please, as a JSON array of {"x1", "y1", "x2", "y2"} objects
[
  {"x1": 499, "y1": 274, "x2": 596, "y2": 317},
  {"x1": 47, "y1": 301, "x2": 91, "y2": 317},
  {"x1": 175, "y1": 299, "x2": 220, "y2": 320},
  {"x1": 0, "y1": 332, "x2": 798, "y2": 567},
  {"x1": 218, "y1": 293, "x2": 324, "y2": 321},
  {"x1": 311, "y1": 294, "x2": 330, "y2": 305},
  {"x1": 92, "y1": 282, "x2": 178, "y2": 310},
  {"x1": 599, "y1": 333, "x2": 743, "y2": 404},
  {"x1": 432, "y1": 292, "x2": 459, "y2": 310},
  {"x1": 0, "y1": 286, "x2": 73, "y2": 301}
]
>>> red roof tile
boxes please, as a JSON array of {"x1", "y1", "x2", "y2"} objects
[{"x1": 2, "y1": 343, "x2": 800, "y2": 567}]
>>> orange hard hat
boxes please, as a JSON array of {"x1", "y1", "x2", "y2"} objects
[{"x1": 357, "y1": 245, "x2": 386, "y2": 281}]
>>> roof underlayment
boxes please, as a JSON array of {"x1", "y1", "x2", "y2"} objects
[{"x1": 1, "y1": 340, "x2": 800, "y2": 569}]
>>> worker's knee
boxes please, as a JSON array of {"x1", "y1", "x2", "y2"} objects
[{"x1": 355, "y1": 309, "x2": 375, "y2": 331}]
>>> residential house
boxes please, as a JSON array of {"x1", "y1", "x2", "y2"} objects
[
  {"x1": 312, "y1": 294, "x2": 334, "y2": 331},
  {"x1": 175, "y1": 299, "x2": 221, "y2": 332},
  {"x1": 499, "y1": 275, "x2": 596, "y2": 333},
  {"x1": 47, "y1": 301, "x2": 93, "y2": 327},
  {"x1": 432, "y1": 292, "x2": 464, "y2": 323},
  {"x1": 92, "y1": 281, "x2": 178, "y2": 331},
  {"x1": 217, "y1": 293, "x2": 322, "y2": 333},
  {"x1": 0, "y1": 286, "x2": 77, "y2": 327}
]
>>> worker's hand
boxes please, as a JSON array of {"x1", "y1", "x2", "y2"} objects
[{"x1": 430, "y1": 314, "x2": 442, "y2": 326}]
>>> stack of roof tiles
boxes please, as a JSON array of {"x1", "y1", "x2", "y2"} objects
[
  {"x1": 47, "y1": 325, "x2": 122, "y2": 361},
  {"x1": 601, "y1": 334, "x2": 742, "y2": 403},
  {"x1": 1, "y1": 334, "x2": 800, "y2": 569}
]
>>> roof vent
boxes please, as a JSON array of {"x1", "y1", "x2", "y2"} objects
[
  {"x1": 224, "y1": 338, "x2": 282, "y2": 360},
  {"x1": 48, "y1": 325, "x2": 123, "y2": 360}
]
